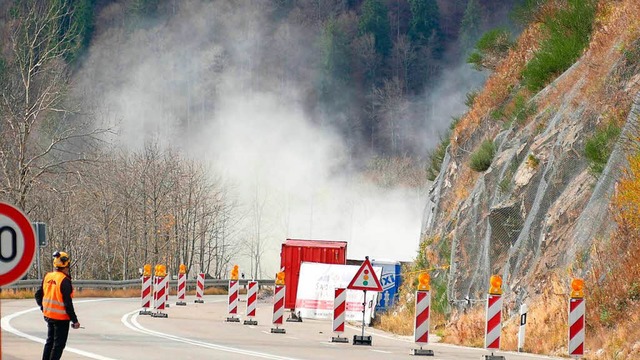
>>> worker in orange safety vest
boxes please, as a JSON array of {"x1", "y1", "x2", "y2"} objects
[{"x1": 35, "y1": 251, "x2": 81, "y2": 360}]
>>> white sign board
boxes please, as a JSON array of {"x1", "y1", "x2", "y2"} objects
[{"x1": 295, "y1": 262, "x2": 382, "y2": 325}]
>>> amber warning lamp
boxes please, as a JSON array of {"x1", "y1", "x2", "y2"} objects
[
  {"x1": 275, "y1": 271, "x2": 285, "y2": 285},
  {"x1": 489, "y1": 275, "x2": 503, "y2": 295},
  {"x1": 143, "y1": 264, "x2": 152, "y2": 277},
  {"x1": 155, "y1": 264, "x2": 167, "y2": 277},
  {"x1": 570, "y1": 278, "x2": 585, "y2": 299},
  {"x1": 418, "y1": 272, "x2": 430, "y2": 291},
  {"x1": 179, "y1": 264, "x2": 187, "y2": 275},
  {"x1": 230, "y1": 265, "x2": 239, "y2": 280}
]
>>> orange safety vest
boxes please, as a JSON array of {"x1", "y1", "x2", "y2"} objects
[{"x1": 42, "y1": 271, "x2": 73, "y2": 321}]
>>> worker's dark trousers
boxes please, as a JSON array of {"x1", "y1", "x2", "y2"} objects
[{"x1": 42, "y1": 317, "x2": 70, "y2": 360}]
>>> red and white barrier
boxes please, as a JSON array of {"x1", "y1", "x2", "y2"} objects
[
  {"x1": 226, "y1": 280, "x2": 240, "y2": 322},
  {"x1": 569, "y1": 298, "x2": 585, "y2": 357},
  {"x1": 195, "y1": 273, "x2": 205, "y2": 303},
  {"x1": 485, "y1": 294, "x2": 502, "y2": 349},
  {"x1": 330, "y1": 288, "x2": 348, "y2": 342},
  {"x1": 176, "y1": 273, "x2": 186, "y2": 306},
  {"x1": 152, "y1": 276, "x2": 168, "y2": 318},
  {"x1": 140, "y1": 276, "x2": 152, "y2": 315},
  {"x1": 414, "y1": 290, "x2": 430, "y2": 344},
  {"x1": 243, "y1": 281, "x2": 258, "y2": 325},
  {"x1": 270, "y1": 285, "x2": 286, "y2": 333}
]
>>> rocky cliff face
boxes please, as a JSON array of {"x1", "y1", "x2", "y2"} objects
[{"x1": 421, "y1": 2, "x2": 640, "y2": 310}]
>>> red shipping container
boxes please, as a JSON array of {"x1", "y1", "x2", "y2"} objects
[{"x1": 280, "y1": 239, "x2": 347, "y2": 310}]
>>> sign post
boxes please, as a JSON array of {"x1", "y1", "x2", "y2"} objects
[
  {"x1": 347, "y1": 256, "x2": 382, "y2": 346},
  {"x1": 0, "y1": 202, "x2": 37, "y2": 287}
]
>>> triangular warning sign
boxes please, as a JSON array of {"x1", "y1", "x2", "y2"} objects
[{"x1": 348, "y1": 257, "x2": 383, "y2": 291}]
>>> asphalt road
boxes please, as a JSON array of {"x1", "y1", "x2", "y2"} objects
[{"x1": 1, "y1": 296, "x2": 562, "y2": 360}]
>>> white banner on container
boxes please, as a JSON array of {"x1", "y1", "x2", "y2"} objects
[{"x1": 295, "y1": 262, "x2": 382, "y2": 325}]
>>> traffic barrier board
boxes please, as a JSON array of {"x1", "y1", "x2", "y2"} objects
[{"x1": 347, "y1": 257, "x2": 382, "y2": 292}]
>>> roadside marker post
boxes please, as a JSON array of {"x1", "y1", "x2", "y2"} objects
[
  {"x1": 348, "y1": 256, "x2": 382, "y2": 346},
  {"x1": 151, "y1": 264, "x2": 168, "y2": 318},
  {"x1": 176, "y1": 264, "x2": 187, "y2": 306},
  {"x1": 568, "y1": 278, "x2": 585, "y2": 358},
  {"x1": 139, "y1": 264, "x2": 153, "y2": 315},
  {"x1": 518, "y1": 303, "x2": 528, "y2": 352},
  {"x1": 165, "y1": 275, "x2": 170, "y2": 308},
  {"x1": 412, "y1": 272, "x2": 434, "y2": 356},
  {"x1": 271, "y1": 271, "x2": 286, "y2": 334},
  {"x1": 243, "y1": 280, "x2": 259, "y2": 325},
  {"x1": 484, "y1": 275, "x2": 505, "y2": 360},
  {"x1": 331, "y1": 288, "x2": 348, "y2": 343},
  {"x1": 195, "y1": 273, "x2": 205, "y2": 303},
  {"x1": 226, "y1": 265, "x2": 240, "y2": 322}
]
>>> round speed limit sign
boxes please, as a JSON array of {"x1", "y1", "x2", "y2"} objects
[{"x1": 0, "y1": 202, "x2": 36, "y2": 287}]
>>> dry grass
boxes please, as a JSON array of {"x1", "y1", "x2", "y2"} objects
[
  {"x1": 0, "y1": 286, "x2": 228, "y2": 299},
  {"x1": 443, "y1": 306, "x2": 486, "y2": 348}
]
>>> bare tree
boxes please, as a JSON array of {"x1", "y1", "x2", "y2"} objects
[{"x1": 0, "y1": 0, "x2": 107, "y2": 211}]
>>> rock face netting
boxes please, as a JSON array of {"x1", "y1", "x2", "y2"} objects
[{"x1": 422, "y1": 86, "x2": 639, "y2": 311}]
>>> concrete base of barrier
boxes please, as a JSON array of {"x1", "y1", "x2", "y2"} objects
[
  {"x1": 331, "y1": 336, "x2": 349, "y2": 343},
  {"x1": 165, "y1": 304, "x2": 170, "y2": 308},
  {"x1": 151, "y1": 312, "x2": 168, "y2": 318},
  {"x1": 226, "y1": 317, "x2": 241, "y2": 322},
  {"x1": 270, "y1": 327, "x2": 286, "y2": 334},
  {"x1": 243, "y1": 320, "x2": 258, "y2": 325},
  {"x1": 176, "y1": 301, "x2": 186, "y2": 306},
  {"x1": 139, "y1": 309, "x2": 153, "y2": 315},
  {"x1": 194, "y1": 299, "x2": 204, "y2": 303},
  {"x1": 352, "y1": 335, "x2": 372, "y2": 346},
  {"x1": 411, "y1": 348, "x2": 434, "y2": 356},
  {"x1": 484, "y1": 354, "x2": 505, "y2": 360},
  {"x1": 286, "y1": 312, "x2": 303, "y2": 322}
]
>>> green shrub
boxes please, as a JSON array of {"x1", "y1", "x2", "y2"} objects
[
  {"x1": 584, "y1": 123, "x2": 621, "y2": 175},
  {"x1": 427, "y1": 136, "x2": 450, "y2": 181},
  {"x1": 467, "y1": 28, "x2": 513, "y2": 71},
  {"x1": 522, "y1": 0, "x2": 597, "y2": 91},
  {"x1": 470, "y1": 140, "x2": 496, "y2": 172},
  {"x1": 512, "y1": 94, "x2": 537, "y2": 125},
  {"x1": 465, "y1": 90, "x2": 478, "y2": 107}
]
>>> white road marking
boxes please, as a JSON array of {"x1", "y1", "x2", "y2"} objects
[
  {"x1": 261, "y1": 330, "x2": 272, "y2": 335},
  {"x1": 1, "y1": 299, "x2": 119, "y2": 360},
  {"x1": 121, "y1": 311, "x2": 301, "y2": 360},
  {"x1": 346, "y1": 324, "x2": 412, "y2": 343},
  {"x1": 370, "y1": 349, "x2": 392, "y2": 354},
  {"x1": 286, "y1": 336, "x2": 299, "y2": 340}
]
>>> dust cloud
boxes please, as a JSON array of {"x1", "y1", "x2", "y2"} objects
[{"x1": 75, "y1": 0, "x2": 480, "y2": 276}]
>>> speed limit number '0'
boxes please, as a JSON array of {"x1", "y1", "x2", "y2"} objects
[{"x1": 0, "y1": 202, "x2": 36, "y2": 287}]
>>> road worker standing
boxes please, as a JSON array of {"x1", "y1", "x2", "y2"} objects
[{"x1": 35, "y1": 251, "x2": 81, "y2": 360}]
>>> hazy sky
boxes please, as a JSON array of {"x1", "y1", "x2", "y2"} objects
[{"x1": 76, "y1": 0, "x2": 480, "y2": 276}]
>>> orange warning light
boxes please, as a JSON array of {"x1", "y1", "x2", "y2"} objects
[
  {"x1": 179, "y1": 264, "x2": 187, "y2": 275},
  {"x1": 230, "y1": 265, "x2": 239, "y2": 280},
  {"x1": 143, "y1": 264, "x2": 152, "y2": 277},
  {"x1": 155, "y1": 264, "x2": 167, "y2": 277},
  {"x1": 570, "y1": 278, "x2": 585, "y2": 299},
  {"x1": 418, "y1": 272, "x2": 430, "y2": 291},
  {"x1": 489, "y1": 275, "x2": 502, "y2": 295},
  {"x1": 275, "y1": 271, "x2": 285, "y2": 285}
]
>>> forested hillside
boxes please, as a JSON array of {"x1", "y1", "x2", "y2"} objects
[{"x1": 1, "y1": 0, "x2": 516, "y2": 280}]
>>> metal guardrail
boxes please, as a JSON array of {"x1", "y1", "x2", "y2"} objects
[{"x1": 2, "y1": 279, "x2": 276, "y2": 290}]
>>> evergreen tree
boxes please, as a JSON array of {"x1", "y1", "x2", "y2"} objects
[
  {"x1": 459, "y1": 0, "x2": 482, "y2": 54},
  {"x1": 359, "y1": 0, "x2": 392, "y2": 58},
  {"x1": 407, "y1": 0, "x2": 440, "y2": 47},
  {"x1": 319, "y1": 18, "x2": 353, "y2": 113}
]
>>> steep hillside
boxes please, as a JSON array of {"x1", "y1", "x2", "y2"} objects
[{"x1": 421, "y1": 0, "x2": 640, "y2": 357}]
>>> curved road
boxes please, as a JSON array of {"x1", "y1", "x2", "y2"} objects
[{"x1": 2, "y1": 296, "x2": 561, "y2": 359}]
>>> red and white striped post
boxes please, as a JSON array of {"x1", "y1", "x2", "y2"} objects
[
  {"x1": 243, "y1": 281, "x2": 258, "y2": 325},
  {"x1": 176, "y1": 264, "x2": 187, "y2": 306},
  {"x1": 151, "y1": 275, "x2": 168, "y2": 318},
  {"x1": 331, "y1": 288, "x2": 348, "y2": 342},
  {"x1": 412, "y1": 272, "x2": 434, "y2": 356},
  {"x1": 271, "y1": 271, "x2": 286, "y2": 334},
  {"x1": 569, "y1": 278, "x2": 585, "y2": 358},
  {"x1": 195, "y1": 273, "x2": 205, "y2": 303},
  {"x1": 484, "y1": 275, "x2": 503, "y2": 359},
  {"x1": 139, "y1": 266, "x2": 153, "y2": 315},
  {"x1": 226, "y1": 279, "x2": 240, "y2": 322}
]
